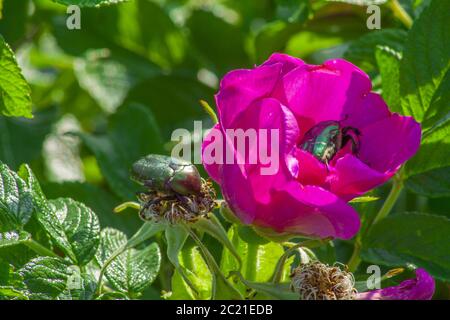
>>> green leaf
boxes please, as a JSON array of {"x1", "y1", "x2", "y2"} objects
[
  {"x1": 375, "y1": 46, "x2": 401, "y2": 113},
  {"x1": 18, "y1": 165, "x2": 101, "y2": 266},
  {"x1": 0, "y1": 35, "x2": 32, "y2": 118},
  {"x1": 237, "y1": 225, "x2": 269, "y2": 245},
  {"x1": 52, "y1": 0, "x2": 128, "y2": 7},
  {"x1": 0, "y1": 162, "x2": 33, "y2": 230},
  {"x1": 126, "y1": 75, "x2": 214, "y2": 136},
  {"x1": 19, "y1": 256, "x2": 72, "y2": 300},
  {"x1": 0, "y1": 286, "x2": 28, "y2": 299},
  {"x1": 124, "y1": 221, "x2": 165, "y2": 249},
  {"x1": 326, "y1": 0, "x2": 387, "y2": 5},
  {"x1": 0, "y1": 107, "x2": 57, "y2": 170},
  {"x1": 47, "y1": 198, "x2": 100, "y2": 266},
  {"x1": 186, "y1": 10, "x2": 249, "y2": 75},
  {"x1": 362, "y1": 213, "x2": 450, "y2": 281},
  {"x1": 422, "y1": 70, "x2": 450, "y2": 130},
  {"x1": 42, "y1": 181, "x2": 141, "y2": 237},
  {"x1": 193, "y1": 215, "x2": 242, "y2": 268},
  {"x1": 254, "y1": 21, "x2": 302, "y2": 64},
  {"x1": 79, "y1": 103, "x2": 163, "y2": 200},
  {"x1": 285, "y1": 14, "x2": 367, "y2": 62},
  {"x1": 275, "y1": 0, "x2": 311, "y2": 24},
  {"x1": 165, "y1": 224, "x2": 199, "y2": 296},
  {"x1": 406, "y1": 167, "x2": 450, "y2": 198},
  {"x1": 405, "y1": 121, "x2": 450, "y2": 197},
  {"x1": 169, "y1": 246, "x2": 213, "y2": 300},
  {"x1": 74, "y1": 49, "x2": 158, "y2": 113},
  {"x1": 399, "y1": 0, "x2": 450, "y2": 122},
  {"x1": 0, "y1": 0, "x2": 30, "y2": 51},
  {"x1": 82, "y1": 0, "x2": 186, "y2": 68},
  {"x1": 0, "y1": 230, "x2": 30, "y2": 248},
  {"x1": 349, "y1": 195, "x2": 380, "y2": 203},
  {"x1": 231, "y1": 272, "x2": 297, "y2": 300},
  {"x1": 59, "y1": 269, "x2": 97, "y2": 300},
  {"x1": 0, "y1": 260, "x2": 24, "y2": 287},
  {"x1": 344, "y1": 29, "x2": 407, "y2": 72},
  {"x1": 95, "y1": 228, "x2": 161, "y2": 296},
  {"x1": 97, "y1": 291, "x2": 129, "y2": 300},
  {"x1": 220, "y1": 226, "x2": 291, "y2": 296}
]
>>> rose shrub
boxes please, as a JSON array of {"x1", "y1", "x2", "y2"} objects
[{"x1": 202, "y1": 53, "x2": 421, "y2": 240}]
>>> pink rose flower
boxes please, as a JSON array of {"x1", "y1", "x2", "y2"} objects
[
  {"x1": 357, "y1": 269, "x2": 435, "y2": 300},
  {"x1": 202, "y1": 53, "x2": 421, "y2": 240}
]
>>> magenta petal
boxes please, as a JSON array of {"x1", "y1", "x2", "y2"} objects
[
  {"x1": 216, "y1": 63, "x2": 282, "y2": 128},
  {"x1": 254, "y1": 183, "x2": 361, "y2": 240},
  {"x1": 327, "y1": 154, "x2": 393, "y2": 200},
  {"x1": 262, "y1": 53, "x2": 305, "y2": 75},
  {"x1": 221, "y1": 163, "x2": 257, "y2": 224},
  {"x1": 218, "y1": 98, "x2": 301, "y2": 224},
  {"x1": 228, "y1": 98, "x2": 300, "y2": 155},
  {"x1": 202, "y1": 123, "x2": 223, "y2": 184},
  {"x1": 357, "y1": 269, "x2": 435, "y2": 300},
  {"x1": 224, "y1": 98, "x2": 299, "y2": 199},
  {"x1": 295, "y1": 149, "x2": 327, "y2": 186},
  {"x1": 341, "y1": 92, "x2": 390, "y2": 129},
  {"x1": 277, "y1": 59, "x2": 373, "y2": 136},
  {"x1": 359, "y1": 114, "x2": 422, "y2": 173}
]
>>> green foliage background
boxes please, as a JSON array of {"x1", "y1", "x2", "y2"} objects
[{"x1": 0, "y1": 0, "x2": 449, "y2": 300}]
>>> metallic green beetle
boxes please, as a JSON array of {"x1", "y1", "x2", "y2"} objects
[
  {"x1": 131, "y1": 154, "x2": 202, "y2": 196},
  {"x1": 300, "y1": 120, "x2": 360, "y2": 164}
]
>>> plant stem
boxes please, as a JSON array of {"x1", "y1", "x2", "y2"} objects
[
  {"x1": 199, "y1": 100, "x2": 218, "y2": 124},
  {"x1": 113, "y1": 201, "x2": 141, "y2": 213},
  {"x1": 271, "y1": 238, "x2": 327, "y2": 283},
  {"x1": 389, "y1": 0, "x2": 413, "y2": 29},
  {"x1": 371, "y1": 176, "x2": 404, "y2": 226},
  {"x1": 347, "y1": 239, "x2": 362, "y2": 273},
  {"x1": 24, "y1": 239, "x2": 59, "y2": 258},
  {"x1": 245, "y1": 243, "x2": 259, "y2": 282},
  {"x1": 347, "y1": 170, "x2": 404, "y2": 272}
]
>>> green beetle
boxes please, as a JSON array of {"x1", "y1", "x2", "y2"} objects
[
  {"x1": 300, "y1": 120, "x2": 360, "y2": 164},
  {"x1": 131, "y1": 154, "x2": 202, "y2": 196}
]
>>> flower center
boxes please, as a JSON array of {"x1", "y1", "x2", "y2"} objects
[
  {"x1": 299, "y1": 120, "x2": 360, "y2": 164},
  {"x1": 290, "y1": 261, "x2": 357, "y2": 300}
]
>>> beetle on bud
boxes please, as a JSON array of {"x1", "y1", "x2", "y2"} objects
[
  {"x1": 131, "y1": 154, "x2": 202, "y2": 196},
  {"x1": 131, "y1": 154, "x2": 216, "y2": 223}
]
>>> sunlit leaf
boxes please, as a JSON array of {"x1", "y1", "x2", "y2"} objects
[
  {"x1": 52, "y1": 0, "x2": 128, "y2": 7},
  {"x1": 19, "y1": 256, "x2": 72, "y2": 300},
  {"x1": 400, "y1": 0, "x2": 450, "y2": 122},
  {"x1": 0, "y1": 162, "x2": 33, "y2": 230},
  {"x1": 0, "y1": 230, "x2": 30, "y2": 249},
  {"x1": 362, "y1": 213, "x2": 450, "y2": 281},
  {"x1": 95, "y1": 228, "x2": 161, "y2": 296},
  {"x1": 0, "y1": 35, "x2": 32, "y2": 118}
]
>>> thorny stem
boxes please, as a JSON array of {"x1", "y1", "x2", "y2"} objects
[
  {"x1": 24, "y1": 239, "x2": 59, "y2": 258},
  {"x1": 347, "y1": 169, "x2": 404, "y2": 272},
  {"x1": 389, "y1": 0, "x2": 413, "y2": 29}
]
